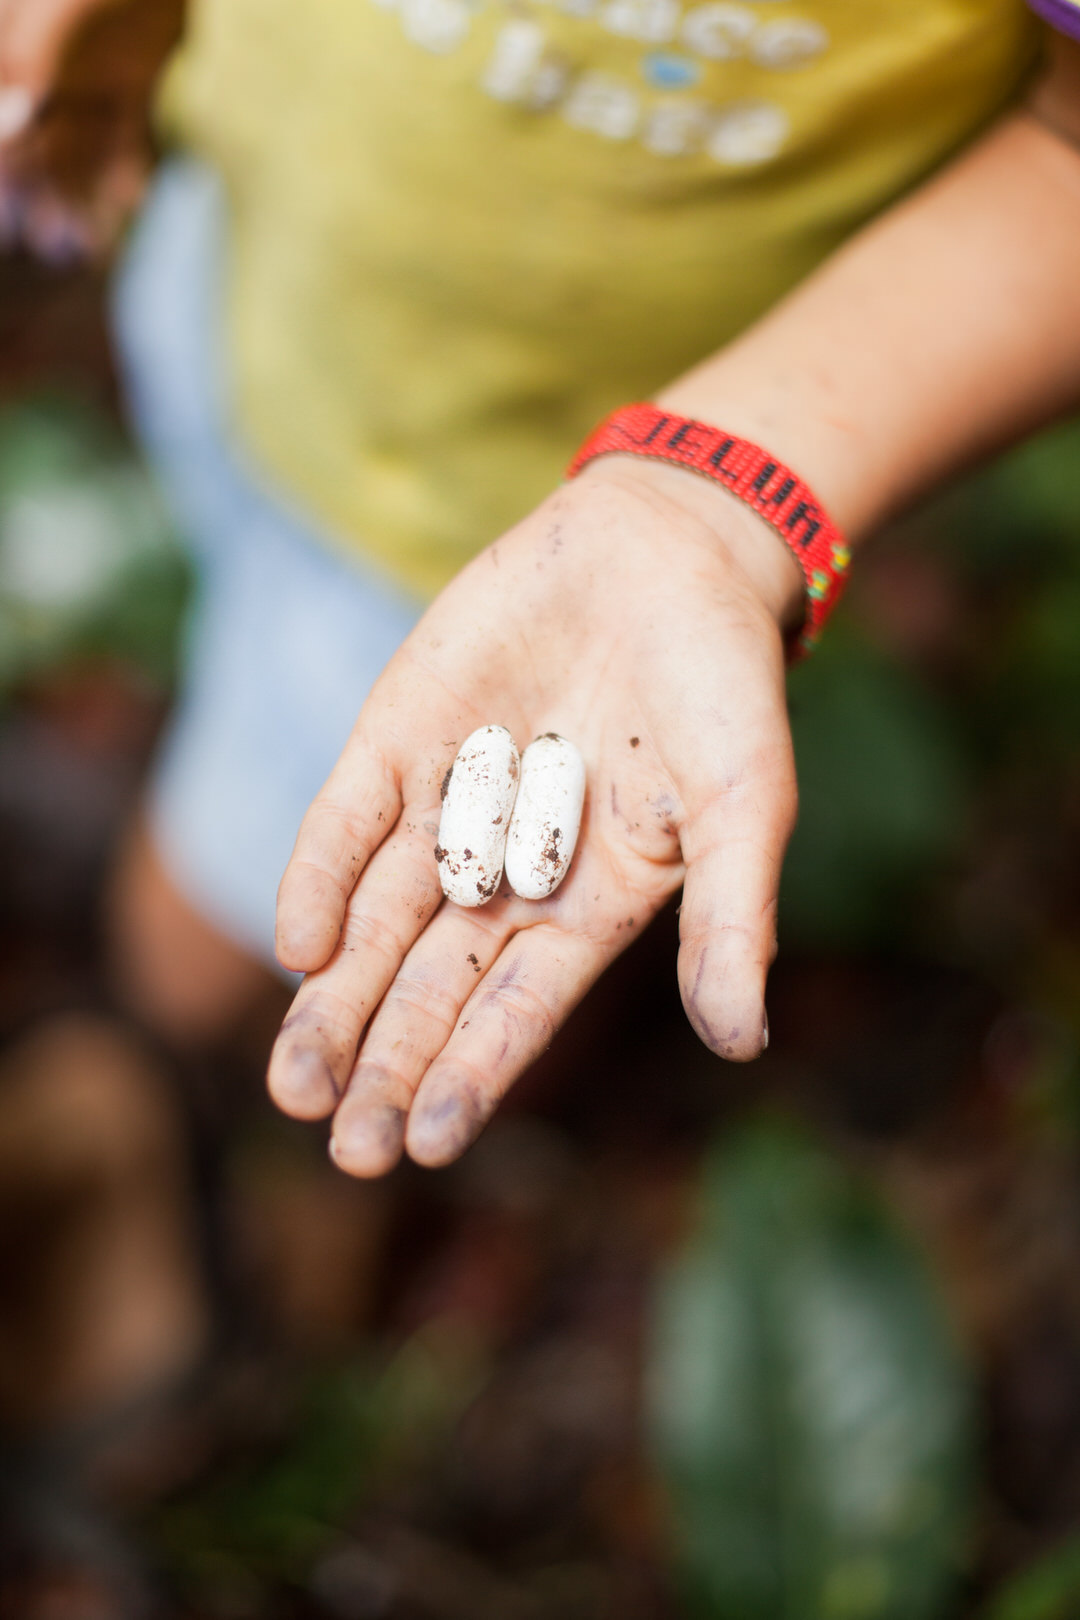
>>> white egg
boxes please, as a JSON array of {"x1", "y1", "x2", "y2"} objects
[
  {"x1": 505, "y1": 734, "x2": 586, "y2": 900},
  {"x1": 436, "y1": 725, "x2": 520, "y2": 906}
]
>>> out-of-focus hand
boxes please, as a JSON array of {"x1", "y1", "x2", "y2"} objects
[
  {"x1": 0, "y1": 0, "x2": 183, "y2": 262},
  {"x1": 270, "y1": 457, "x2": 804, "y2": 1175}
]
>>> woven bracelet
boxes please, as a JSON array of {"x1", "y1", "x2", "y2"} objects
[{"x1": 566, "y1": 402, "x2": 851, "y2": 658}]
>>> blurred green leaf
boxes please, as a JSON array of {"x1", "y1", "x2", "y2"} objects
[
  {"x1": 783, "y1": 637, "x2": 968, "y2": 948},
  {"x1": 152, "y1": 1318, "x2": 489, "y2": 1600},
  {"x1": 647, "y1": 1119, "x2": 973, "y2": 1620},
  {"x1": 986, "y1": 419, "x2": 1080, "y2": 543},
  {"x1": 924, "y1": 418, "x2": 1080, "y2": 578},
  {"x1": 985, "y1": 1539, "x2": 1080, "y2": 1620},
  {"x1": 0, "y1": 393, "x2": 189, "y2": 694}
]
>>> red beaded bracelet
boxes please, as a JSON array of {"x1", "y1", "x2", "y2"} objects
[{"x1": 566, "y1": 403, "x2": 851, "y2": 659}]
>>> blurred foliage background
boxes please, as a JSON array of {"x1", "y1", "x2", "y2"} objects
[{"x1": 1, "y1": 241, "x2": 1079, "y2": 1620}]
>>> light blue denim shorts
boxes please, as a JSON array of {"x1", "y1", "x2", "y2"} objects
[{"x1": 111, "y1": 162, "x2": 424, "y2": 969}]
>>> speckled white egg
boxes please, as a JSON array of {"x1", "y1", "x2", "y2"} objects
[
  {"x1": 505, "y1": 734, "x2": 586, "y2": 900},
  {"x1": 435, "y1": 726, "x2": 520, "y2": 906}
]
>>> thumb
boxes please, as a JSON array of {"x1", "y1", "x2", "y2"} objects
[{"x1": 676, "y1": 711, "x2": 797, "y2": 1062}]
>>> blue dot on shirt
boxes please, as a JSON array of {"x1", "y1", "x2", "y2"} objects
[{"x1": 642, "y1": 52, "x2": 702, "y2": 89}]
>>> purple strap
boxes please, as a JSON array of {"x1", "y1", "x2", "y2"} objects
[{"x1": 1028, "y1": 0, "x2": 1080, "y2": 38}]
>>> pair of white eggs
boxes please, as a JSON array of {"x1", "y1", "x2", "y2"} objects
[{"x1": 435, "y1": 727, "x2": 586, "y2": 906}]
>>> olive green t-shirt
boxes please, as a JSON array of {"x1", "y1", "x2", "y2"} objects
[{"x1": 162, "y1": 0, "x2": 1041, "y2": 595}]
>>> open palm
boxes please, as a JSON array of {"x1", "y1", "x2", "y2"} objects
[{"x1": 270, "y1": 460, "x2": 801, "y2": 1173}]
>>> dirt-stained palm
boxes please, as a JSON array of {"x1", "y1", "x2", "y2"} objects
[{"x1": 271, "y1": 461, "x2": 803, "y2": 1174}]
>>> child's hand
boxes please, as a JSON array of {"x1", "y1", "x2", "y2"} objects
[
  {"x1": 0, "y1": 0, "x2": 183, "y2": 261},
  {"x1": 270, "y1": 458, "x2": 803, "y2": 1175}
]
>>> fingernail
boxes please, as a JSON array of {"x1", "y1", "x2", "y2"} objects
[{"x1": 0, "y1": 87, "x2": 36, "y2": 144}]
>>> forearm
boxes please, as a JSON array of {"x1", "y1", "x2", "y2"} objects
[{"x1": 655, "y1": 39, "x2": 1080, "y2": 547}]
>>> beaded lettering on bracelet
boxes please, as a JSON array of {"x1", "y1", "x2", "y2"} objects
[{"x1": 566, "y1": 403, "x2": 851, "y2": 659}]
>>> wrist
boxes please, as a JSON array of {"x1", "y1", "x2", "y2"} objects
[
  {"x1": 654, "y1": 370, "x2": 866, "y2": 541},
  {"x1": 569, "y1": 404, "x2": 851, "y2": 655},
  {"x1": 576, "y1": 453, "x2": 806, "y2": 632}
]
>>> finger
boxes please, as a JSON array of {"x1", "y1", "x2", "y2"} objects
[
  {"x1": 329, "y1": 899, "x2": 519, "y2": 1177},
  {"x1": 267, "y1": 818, "x2": 443, "y2": 1119},
  {"x1": 0, "y1": 0, "x2": 108, "y2": 103},
  {"x1": 676, "y1": 718, "x2": 797, "y2": 1063},
  {"x1": 404, "y1": 923, "x2": 609, "y2": 1169},
  {"x1": 275, "y1": 738, "x2": 400, "y2": 974},
  {"x1": 0, "y1": 82, "x2": 33, "y2": 143}
]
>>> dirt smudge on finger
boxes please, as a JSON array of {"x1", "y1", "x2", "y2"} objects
[
  {"x1": 343, "y1": 1102, "x2": 406, "y2": 1162},
  {"x1": 413, "y1": 1083, "x2": 488, "y2": 1161},
  {"x1": 685, "y1": 998, "x2": 720, "y2": 1054},
  {"x1": 489, "y1": 957, "x2": 522, "y2": 991},
  {"x1": 274, "y1": 1042, "x2": 344, "y2": 1104},
  {"x1": 684, "y1": 949, "x2": 722, "y2": 1054}
]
